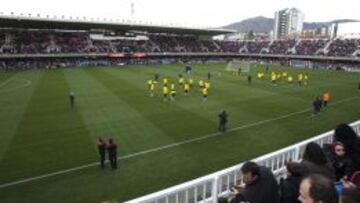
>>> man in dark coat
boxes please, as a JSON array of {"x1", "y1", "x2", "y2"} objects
[
  {"x1": 312, "y1": 96, "x2": 322, "y2": 115},
  {"x1": 218, "y1": 110, "x2": 228, "y2": 133},
  {"x1": 107, "y1": 138, "x2": 118, "y2": 170},
  {"x1": 230, "y1": 161, "x2": 280, "y2": 203}
]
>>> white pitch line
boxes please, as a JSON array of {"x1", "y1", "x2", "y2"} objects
[
  {"x1": 0, "y1": 96, "x2": 358, "y2": 189},
  {"x1": 0, "y1": 79, "x2": 32, "y2": 93}
]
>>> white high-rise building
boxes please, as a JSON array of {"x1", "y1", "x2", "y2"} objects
[{"x1": 273, "y1": 8, "x2": 304, "y2": 40}]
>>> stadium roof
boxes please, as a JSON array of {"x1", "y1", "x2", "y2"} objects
[{"x1": 0, "y1": 14, "x2": 236, "y2": 35}]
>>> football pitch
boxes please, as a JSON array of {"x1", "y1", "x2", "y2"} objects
[{"x1": 0, "y1": 63, "x2": 359, "y2": 202}]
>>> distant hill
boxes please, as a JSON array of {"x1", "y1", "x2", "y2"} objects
[{"x1": 223, "y1": 16, "x2": 359, "y2": 33}]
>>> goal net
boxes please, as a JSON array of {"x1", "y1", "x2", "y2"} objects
[{"x1": 225, "y1": 60, "x2": 251, "y2": 74}]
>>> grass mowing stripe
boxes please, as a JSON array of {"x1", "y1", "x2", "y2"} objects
[
  {"x1": 0, "y1": 70, "x2": 96, "y2": 183},
  {"x1": 92, "y1": 68, "x2": 216, "y2": 141},
  {"x1": 0, "y1": 95, "x2": 357, "y2": 189},
  {"x1": 0, "y1": 72, "x2": 42, "y2": 162},
  {"x1": 65, "y1": 68, "x2": 178, "y2": 154}
]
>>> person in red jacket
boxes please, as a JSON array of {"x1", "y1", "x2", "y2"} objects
[{"x1": 96, "y1": 137, "x2": 107, "y2": 169}]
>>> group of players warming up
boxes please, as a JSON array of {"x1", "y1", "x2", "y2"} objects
[
  {"x1": 256, "y1": 71, "x2": 309, "y2": 86},
  {"x1": 147, "y1": 73, "x2": 211, "y2": 102}
]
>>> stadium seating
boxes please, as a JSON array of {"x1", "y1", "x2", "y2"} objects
[
  {"x1": 327, "y1": 39, "x2": 360, "y2": 57},
  {"x1": 295, "y1": 39, "x2": 329, "y2": 55},
  {"x1": 0, "y1": 30, "x2": 359, "y2": 57}
]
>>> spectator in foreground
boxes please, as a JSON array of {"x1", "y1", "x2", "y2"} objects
[
  {"x1": 301, "y1": 142, "x2": 336, "y2": 181},
  {"x1": 326, "y1": 142, "x2": 354, "y2": 181},
  {"x1": 228, "y1": 161, "x2": 280, "y2": 203},
  {"x1": 340, "y1": 188, "x2": 360, "y2": 203},
  {"x1": 280, "y1": 162, "x2": 308, "y2": 203},
  {"x1": 298, "y1": 174, "x2": 338, "y2": 203},
  {"x1": 334, "y1": 123, "x2": 360, "y2": 172}
]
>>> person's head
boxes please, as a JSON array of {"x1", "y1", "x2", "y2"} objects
[
  {"x1": 303, "y1": 142, "x2": 328, "y2": 166},
  {"x1": 109, "y1": 138, "x2": 113, "y2": 144},
  {"x1": 298, "y1": 174, "x2": 338, "y2": 203},
  {"x1": 286, "y1": 162, "x2": 308, "y2": 177},
  {"x1": 340, "y1": 188, "x2": 360, "y2": 203},
  {"x1": 241, "y1": 161, "x2": 260, "y2": 185},
  {"x1": 333, "y1": 142, "x2": 346, "y2": 157},
  {"x1": 334, "y1": 123, "x2": 358, "y2": 148},
  {"x1": 97, "y1": 137, "x2": 104, "y2": 143}
]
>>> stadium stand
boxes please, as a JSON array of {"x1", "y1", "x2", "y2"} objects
[
  {"x1": 1, "y1": 30, "x2": 359, "y2": 56},
  {"x1": 327, "y1": 39, "x2": 360, "y2": 57},
  {"x1": 0, "y1": 25, "x2": 360, "y2": 56},
  {"x1": 295, "y1": 39, "x2": 329, "y2": 55}
]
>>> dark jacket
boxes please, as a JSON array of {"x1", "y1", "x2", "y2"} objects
[
  {"x1": 219, "y1": 112, "x2": 228, "y2": 124},
  {"x1": 324, "y1": 147, "x2": 354, "y2": 180},
  {"x1": 97, "y1": 142, "x2": 107, "y2": 157},
  {"x1": 301, "y1": 160, "x2": 336, "y2": 181},
  {"x1": 107, "y1": 144, "x2": 117, "y2": 158},
  {"x1": 344, "y1": 139, "x2": 360, "y2": 172},
  {"x1": 231, "y1": 166, "x2": 280, "y2": 203},
  {"x1": 279, "y1": 176, "x2": 302, "y2": 203}
]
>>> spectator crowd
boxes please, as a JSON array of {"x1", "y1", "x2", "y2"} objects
[
  {"x1": 219, "y1": 123, "x2": 360, "y2": 203},
  {"x1": 1, "y1": 30, "x2": 359, "y2": 57}
]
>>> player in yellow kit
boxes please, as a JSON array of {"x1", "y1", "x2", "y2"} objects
[
  {"x1": 201, "y1": 87, "x2": 208, "y2": 102},
  {"x1": 149, "y1": 82, "x2": 155, "y2": 97},
  {"x1": 304, "y1": 73, "x2": 308, "y2": 85},
  {"x1": 199, "y1": 80, "x2": 205, "y2": 89},
  {"x1": 163, "y1": 77, "x2": 168, "y2": 85},
  {"x1": 162, "y1": 85, "x2": 169, "y2": 102},
  {"x1": 298, "y1": 73, "x2": 303, "y2": 86},
  {"x1": 205, "y1": 81, "x2": 211, "y2": 89},
  {"x1": 271, "y1": 74, "x2": 277, "y2": 86},
  {"x1": 189, "y1": 78, "x2": 194, "y2": 88},
  {"x1": 179, "y1": 76, "x2": 185, "y2": 87},
  {"x1": 147, "y1": 79, "x2": 153, "y2": 90},
  {"x1": 287, "y1": 75, "x2": 293, "y2": 84},
  {"x1": 170, "y1": 85, "x2": 176, "y2": 101},
  {"x1": 184, "y1": 82, "x2": 190, "y2": 95}
]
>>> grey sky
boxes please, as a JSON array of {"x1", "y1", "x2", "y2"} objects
[{"x1": 2, "y1": 0, "x2": 359, "y2": 28}]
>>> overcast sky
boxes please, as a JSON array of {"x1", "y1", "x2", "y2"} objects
[{"x1": 2, "y1": 0, "x2": 359, "y2": 28}]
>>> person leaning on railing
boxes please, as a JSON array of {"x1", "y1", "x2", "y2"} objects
[{"x1": 219, "y1": 161, "x2": 280, "y2": 203}]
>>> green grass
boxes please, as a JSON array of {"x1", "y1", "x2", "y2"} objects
[{"x1": 0, "y1": 63, "x2": 359, "y2": 203}]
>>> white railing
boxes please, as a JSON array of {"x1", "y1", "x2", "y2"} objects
[{"x1": 126, "y1": 120, "x2": 360, "y2": 203}]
